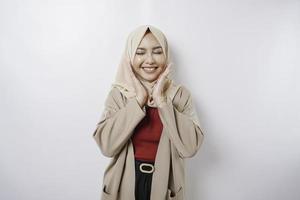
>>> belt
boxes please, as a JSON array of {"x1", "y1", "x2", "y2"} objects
[{"x1": 135, "y1": 160, "x2": 155, "y2": 174}]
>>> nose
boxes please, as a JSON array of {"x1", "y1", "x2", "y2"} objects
[{"x1": 145, "y1": 53, "x2": 155, "y2": 65}]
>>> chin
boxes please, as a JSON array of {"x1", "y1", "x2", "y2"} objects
[{"x1": 141, "y1": 74, "x2": 160, "y2": 82}]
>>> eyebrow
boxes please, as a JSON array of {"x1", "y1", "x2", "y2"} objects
[
  {"x1": 153, "y1": 46, "x2": 162, "y2": 50},
  {"x1": 136, "y1": 46, "x2": 162, "y2": 51}
]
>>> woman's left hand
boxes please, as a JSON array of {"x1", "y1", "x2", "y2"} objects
[{"x1": 152, "y1": 63, "x2": 172, "y2": 107}]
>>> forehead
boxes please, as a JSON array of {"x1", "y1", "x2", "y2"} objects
[{"x1": 138, "y1": 32, "x2": 161, "y2": 48}]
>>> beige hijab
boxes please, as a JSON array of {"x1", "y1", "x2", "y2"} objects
[{"x1": 111, "y1": 25, "x2": 173, "y2": 107}]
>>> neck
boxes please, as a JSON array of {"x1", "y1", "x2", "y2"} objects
[{"x1": 139, "y1": 79, "x2": 157, "y2": 94}]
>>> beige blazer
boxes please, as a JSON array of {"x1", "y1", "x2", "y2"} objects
[{"x1": 93, "y1": 83, "x2": 204, "y2": 200}]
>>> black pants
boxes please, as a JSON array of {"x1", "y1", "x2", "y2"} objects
[{"x1": 134, "y1": 159, "x2": 154, "y2": 200}]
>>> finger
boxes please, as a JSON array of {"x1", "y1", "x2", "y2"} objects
[
  {"x1": 160, "y1": 63, "x2": 172, "y2": 78},
  {"x1": 164, "y1": 63, "x2": 172, "y2": 72},
  {"x1": 164, "y1": 63, "x2": 172, "y2": 75}
]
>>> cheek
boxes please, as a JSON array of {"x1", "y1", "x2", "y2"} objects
[
  {"x1": 132, "y1": 57, "x2": 144, "y2": 69},
  {"x1": 154, "y1": 55, "x2": 167, "y2": 67}
]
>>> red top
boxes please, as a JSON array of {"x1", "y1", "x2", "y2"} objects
[{"x1": 131, "y1": 106, "x2": 163, "y2": 162}]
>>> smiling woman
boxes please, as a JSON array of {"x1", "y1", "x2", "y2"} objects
[
  {"x1": 93, "y1": 25, "x2": 204, "y2": 200},
  {"x1": 132, "y1": 30, "x2": 167, "y2": 82}
]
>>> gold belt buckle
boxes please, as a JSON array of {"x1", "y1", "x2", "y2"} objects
[{"x1": 139, "y1": 163, "x2": 155, "y2": 174}]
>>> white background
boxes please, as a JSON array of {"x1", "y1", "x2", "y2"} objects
[{"x1": 1, "y1": 0, "x2": 299, "y2": 199}]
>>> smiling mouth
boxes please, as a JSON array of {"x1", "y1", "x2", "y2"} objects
[{"x1": 141, "y1": 66, "x2": 158, "y2": 73}]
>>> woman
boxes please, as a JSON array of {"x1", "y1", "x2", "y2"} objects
[{"x1": 93, "y1": 25, "x2": 204, "y2": 200}]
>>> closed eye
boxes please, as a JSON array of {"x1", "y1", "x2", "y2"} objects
[
  {"x1": 153, "y1": 46, "x2": 163, "y2": 54},
  {"x1": 153, "y1": 50, "x2": 163, "y2": 54},
  {"x1": 136, "y1": 48, "x2": 146, "y2": 55}
]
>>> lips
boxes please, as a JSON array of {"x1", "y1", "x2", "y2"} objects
[{"x1": 141, "y1": 66, "x2": 158, "y2": 73}]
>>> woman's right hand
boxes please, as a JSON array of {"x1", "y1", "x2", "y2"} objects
[{"x1": 128, "y1": 62, "x2": 148, "y2": 107}]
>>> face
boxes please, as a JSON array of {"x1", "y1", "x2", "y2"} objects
[{"x1": 132, "y1": 32, "x2": 167, "y2": 82}]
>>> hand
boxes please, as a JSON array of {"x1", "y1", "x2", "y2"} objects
[
  {"x1": 128, "y1": 61, "x2": 148, "y2": 107},
  {"x1": 152, "y1": 63, "x2": 172, "y2": 107}
]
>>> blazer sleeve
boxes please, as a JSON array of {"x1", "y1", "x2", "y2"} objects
[
  {"x1": 92, "y1": 88, "x2": 146, "y2": 157},
  {"x1": 158, "y1": 85, "x2": 204, "y2": 158}
]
